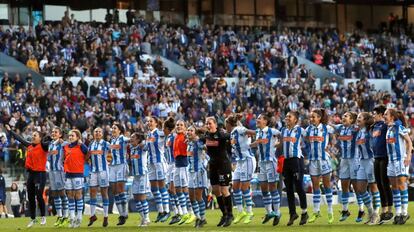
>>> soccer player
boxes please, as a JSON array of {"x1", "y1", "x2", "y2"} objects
[
  {"x1": 129, "y1": 133, "x2": 151, "y2": 227},
  {"x1": 187, "y1": 125, "x2": 208, "y2": 228},
  {"x1": 201, "y1": 117, "x2": 233, "y2": 227},
  {"x1": 225, "y1": 114, "x2": 256, "y2": 224},
  {"x1": 305, "y1": 108, "x2": 335, "y2": 224},
  {"x1": 332, "y1": 112, "x2": 361, "y2": 222},
  {"x1": 146, "y1": 116, "x2": 170, "y2": 222},
  {"x1": 253, "y1": 113, "x2": 282, "y2": 226},
  {"x1": 173, "y1": 120, "x2": 196, "y2": 225},
  {"x1": 280, "y1": 111, "x2": 308, "y2": 226},
  {"x1": 87, "y1": 127, "x2": 111, "y2": 227},
  {"x1": 384, "y1": 109, "x2": 413, "y2": 225},
  {"x1": 109, "y1": 123, "x2": 130, "y2": 225},
  {"x1": 163, "y1": 118, "x2": 182, "y2": 224},
  {"x1": 48, "y1": 127, "x2": 69, "y2": 227},
  {"x1": 355, "y1": 112, "x2": 381, "y2": 225},
  {"x1": 372, "y1": 105, "x2": 394, "y2": 224},
  {"x1": 63, "y1": 129, "x2": 88, "y2": 228},
  {"x1": 5, "y1": 124, "x2": 50, "y2": 227}
]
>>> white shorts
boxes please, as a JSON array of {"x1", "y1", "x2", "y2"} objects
[
  {"x1": 173, "y1": 167, "x2": 189, "y2": 187},
  {"x1": 233, "y1": 157, "x2": 256, "y2": 182},
  {"x1": 189, "y1": 169, "x2": 208, "y2": 189},
  {"x1": 355, "y1": 159, "x2": 375, "y2": 183},
  {"x1": 109, "y1": 163, "x2": 129, "y2": 183},
  {"x1": 65, "y1": 177, "x2": 84, "y2": 191},
  {"x1": 387, "y1": 160, "x2": 409, "y2": 177},
  {"x1": 309, "y1": 160, "x2": 332, "y2": 176},
  {"x1": 49, "y1": 171, "x2": 65, "y2": 191},
  {"x1": 166, "y1": 164, "x2": 176, "y2": 183},
  {"x1": 148, "y1": 162, "x2": 167, "y2": 181},
  {"x1": 258, "y1": 160, "x2": 279, "y2": 183},
  {"x1": 132, "y1": 175, "x2": 149, "y2": 195},
  {"x1": 339, "y1": 158, "x2": 357, "y2": 180},
  {"x1": 90, "y1": 170, "x2": 110, "y2": 188}
]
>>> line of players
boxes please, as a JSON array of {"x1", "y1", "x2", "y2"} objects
[{"x1": 21, "y1": 105, "x2": 413, "y2": 228}]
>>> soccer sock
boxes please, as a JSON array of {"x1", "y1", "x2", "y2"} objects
[
  {"x1": 76, "y1": 199, "x2": 84, "y2": 219},
  {"x1": 361, "y1": 191, "x2": 373, "y2": 214},
  {"x1": 68, "y1": 198, "x2": 76, "y2": 220},
  {"x1": 62, "y1": 195, "x2": 69, "y2": 218},
  {"x1": 392, "y1": 189, "x2": 401, "y2": 216},
  {"x1": 90, "y1": 198, "x2": 97, "y2": 216},
  {"x1": 114, "y1": 194, "x2": 123, "y2": 216},
  {"x1": 141, "y1": 200, "x2": 150, "y2": 219},
  {"x1": 372, "y1": 191, "x2": 381, "y2": 214},
  {"x1": 313, "y1": 189, "x2": 321, "y2": 213},
  {"x1": 191, "y1": 201, "x2": 200, "y2": 218},
  {"x1": 356, "y1": 193, "x2": 364, "y2": 211},
  {"x1": 102, "y1": 198, "x2": 109, "y2": 217},
  {"x1": 151, "y1": 187, "x2": 163, "y2": 213},
  {"x1": 224, "y1": 195, "x2": 233, "y2": 217},
  {"x1": 54, "y1": 196, "x2": 62, "y2": 217},
  {"x1": 160, "y1": 187, "x2": 170, "y2": 213},
  {"x1": 170, "y1": 194, "x2": 178, "y2": 215},
  {"x1": 184, "y1": 192, "x2": 193, "y2": 214},
  {"x1": 271, "y1": 190, "x2": 281, "y2": 215},
  {"x1": 325, "y1": 188, "x2": 333, "y2": 214},
  {"x1": 135, "y1": 200, "x2": 143, "y2": 217},
  {"x1": 233, "y1": 189, "x2": 243, "y2": 213},
  {"x1": 262, "y1": 191, "x2": 272, "y2": 214},
  {"x1": 198, "y1": 200, "x2": 206, "y2": 220},
  {"x1": 243, "y1": 189, "x2": 253, "y2": 213},
  {"x1": 177, "y1": 192, "x2": 188, "y2": 214},
  {"x1": 120, "y1": 192, "x2": 128, "y2": 217},
  {"x1": 217, "y1": 196, "x2": 226, "y2": 216},
  {"x1": 401, "y1": 189, "x2": 408, "y2": 216},
  {"x1": 342, "y1": 191, "x2": 349, "y2": 211}
]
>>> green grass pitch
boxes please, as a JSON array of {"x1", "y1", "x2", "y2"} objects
[{"x1": 1, "y1": 204, "x2": 414, "y2": 232}]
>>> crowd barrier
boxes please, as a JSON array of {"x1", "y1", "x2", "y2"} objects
[{"x1": 44, "y1": 76, "x2": 391, "y2": 96}]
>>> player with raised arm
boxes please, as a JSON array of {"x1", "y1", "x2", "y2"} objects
[
  {"x1": 384, "y1": 109, "x2": 413, "y2": 225},
  {"x1": 87, "y1": 127, "x2": 111, "y2": 227},
  {"x1": 129, "y1": 133, "x2": 151, "y2": 227},
  {"x1": 305, "y1": 108, "x2": 335, "y2": 224},
  {"x1": 253, "y1": 113, "x2": 282, "y2": 226},
  {"x1": 225, "y1": 114, "x2": 256, "y2": 225}
]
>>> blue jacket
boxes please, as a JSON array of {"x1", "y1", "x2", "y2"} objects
[{"x1": 371, "y1": 121, "x2": 388, "y2": 158}]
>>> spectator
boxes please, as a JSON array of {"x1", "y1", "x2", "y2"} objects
[
  {"x1": 10, "y1": 182, "x2": 21, "y2": 218},
  {"x1": 26, "y1": 55, "x2": 39, "y2": 73},
  {"x1": 0, "y1": 168, "x2": 7, "y2": 218}
]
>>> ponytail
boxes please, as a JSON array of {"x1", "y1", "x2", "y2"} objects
[
  {"x1": 387, "y1": 108, "x2": 408, "y2": 127},
  {"x1": 396, "y1": 110, "x2": 408, "y2": 127},
  {"x1": 225, "y1": 113, "x2": 243, "y2": 127}
]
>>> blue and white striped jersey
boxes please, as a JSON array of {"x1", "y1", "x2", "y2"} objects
[
  {"x1": 130, "y1": 144, "x2": 148, "y2": 176},
  {"x1": 280, "y1": 125, "x2": 304, "y2": 159},
  {"x1": 335, "y1": 124, "x2": 358, "y2": 159},
  {"x1": 305, "y1": 123, "x2": 334, "y2": 160},
  {"x1": 110, "y1": 135, "x2": 129, "y2": 165},
  {"x1": 88, "y1": 139, "x2": 111, "y2": 172},
  {"x1": 187, "y1": 139, "x2": 206, "y2": 173},
  {"x1": 231, "y1": 126, "x2": 253, "y2": 161},
  {"x1": 356, "y1": 127, "x2": 374, "y2": 160},
  {"x1": 165, "y1": 133, "x2": 175, "y2": 164},
  {"x1": 48, "y1": 140, "x2": 67, "y2": 171},
  {"x1": 146, "y1": 128, "x2": 166, "y2": 164},
  {"x1": 256, "y1": 127, "x2": 281, "y2": 162},
  {"x1": 386, "y1": 121, "x2": 410, "y2": 161}
]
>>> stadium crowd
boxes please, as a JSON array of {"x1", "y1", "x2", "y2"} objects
[{"x1": 0, "y1": 10, "x2": 414, "y2": 174}]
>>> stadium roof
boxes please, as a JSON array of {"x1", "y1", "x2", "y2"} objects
[{"x1": 6, "y1": 0, "x2": 414, "y2": 11}]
